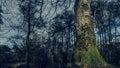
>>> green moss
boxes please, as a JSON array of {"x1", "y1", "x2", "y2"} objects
[
  {"x1": 74, "y1": 24, "x2": 119, "y2": 68},
  {"x1": 74, "y1": 44, "x2": 110, "y2": 68}
]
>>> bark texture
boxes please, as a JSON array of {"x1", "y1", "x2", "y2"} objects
[{"x1": 74, "y1": 0, "x2": 110, "y2": 68}]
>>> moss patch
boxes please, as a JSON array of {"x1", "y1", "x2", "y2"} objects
[{"x1": 74, "y1": 44, "x2": 117, "y2": 68}]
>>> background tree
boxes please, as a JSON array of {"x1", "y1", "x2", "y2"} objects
[
  {"x1": 0, "y1": 5, "x2": 3, "y2": 27},
  {"x1": 92, "y1": 0, "x2": 120, "y2": 66},
  {"x1": 0, "y1": 0, "x2": 120, "y2": 68}
]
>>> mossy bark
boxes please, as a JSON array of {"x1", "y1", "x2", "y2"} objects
[{"x1": 74, "y1": 0, "x2": 110, "y2": 68}]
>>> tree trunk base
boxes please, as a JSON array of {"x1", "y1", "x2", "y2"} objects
[{"x1": 74, "y1": 45, "x2": 116, "y2": 68}]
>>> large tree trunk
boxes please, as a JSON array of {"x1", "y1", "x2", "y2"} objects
[{"x1": 74, "y1": 0, "x2": 109, "y2": 68}]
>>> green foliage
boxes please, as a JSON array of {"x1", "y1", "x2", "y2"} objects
[{"x1": 74, "y1": 45, "x2": 108, "y2": 68}]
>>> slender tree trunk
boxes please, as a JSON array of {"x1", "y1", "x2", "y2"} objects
[
  {"x1": 26, "y1": 0, "x2": 31, "y2": 68},
  {"x1": 74, "y1": 0, "x2": 108, "y2": 68}
]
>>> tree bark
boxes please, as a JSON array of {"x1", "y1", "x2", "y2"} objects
[
  {"x1": 74, "y1": 0, "x2": 108, "y2": 68},
  {"x1": 74, "y1": 0, "x2": 95, "y2": 51},
  {"x1": 26, "y1": 0, "x2": 32, "y2": 68}
]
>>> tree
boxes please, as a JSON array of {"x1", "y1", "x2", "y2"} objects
[
  {"x1": 18, "y1": 0, "x2": 45, "y2": 67},
  {"x1": 1, "y1": 0, "x2": 120, "y2": 68},
  {"x1": 74, "y1": 0, "x2": 109, "y2": 68},
  {"x1": 91, "y1": 1, "x2": 120, "y2": 66},
  {"x1": 0, "y1": 45, "x2": 13, "y2": 67},
  {"x1": 0, "y1": 5, "x2": 3, "y2": 30}
]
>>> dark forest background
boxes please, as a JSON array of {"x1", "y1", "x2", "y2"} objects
[{"x1": 0, "y1": 0, "x2": 120, "y2": 68}]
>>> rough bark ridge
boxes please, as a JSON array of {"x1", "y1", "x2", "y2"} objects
[{"x1": 74, "y1": 0, "x2": 110, "y2": 68}]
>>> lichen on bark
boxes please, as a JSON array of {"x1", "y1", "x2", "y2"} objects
[{"x1": 74, "y1": 0, "x2": 111, "y2": 68}]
